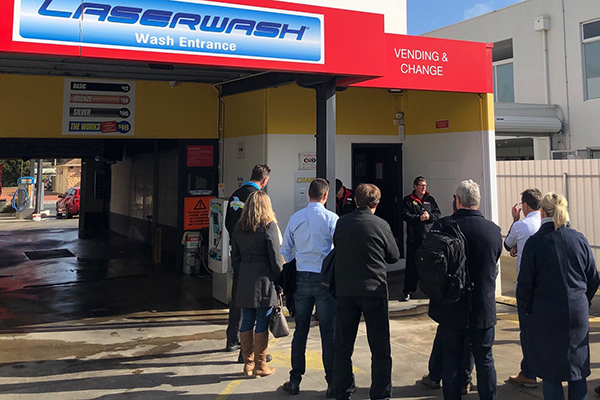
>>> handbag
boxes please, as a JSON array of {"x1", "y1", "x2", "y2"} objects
[{"x1": 269, "y1": 293, "x2": 290, "y2": 338}]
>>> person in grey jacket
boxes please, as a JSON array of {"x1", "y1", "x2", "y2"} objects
[
  {"x1": 231, "y1": 191, "x2": 283, "y2": 378},
  {"x1": 517, "y1": 192, "x2": 599, "y2": 400}
]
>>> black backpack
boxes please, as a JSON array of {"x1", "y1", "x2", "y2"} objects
[{"x1": 415, "y1": 218, "x2": 471, "y2": 303}]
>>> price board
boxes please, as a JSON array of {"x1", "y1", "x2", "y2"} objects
[{"x1": 62, "y1": 78, "x2": 135, "y2": 136}]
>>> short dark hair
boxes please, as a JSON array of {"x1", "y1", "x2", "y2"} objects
[
  {"x1": 309, "y1": 178, "x2": 329, "y2": 200},
  {"x1": 250, "y1": 164, "x2": 271, "y2": 181},
  {"x1": 354, "y1": 183, "x2": 381, "y2": 208},
  {"x1": 521, "y1": 188, "x2": 542, "y2": 210},
  {"x1": 413, "y1": 176, "x2": 426, "y2": 186}
]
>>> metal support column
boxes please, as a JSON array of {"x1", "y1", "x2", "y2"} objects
[
  {"x1": 35, "y1": 159, "x2": 43, "y2": 213},
  {"x1": 315, "y1": 78, "x2": 337, "y2": 212}
]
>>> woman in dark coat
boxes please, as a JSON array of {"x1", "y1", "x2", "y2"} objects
[
  {"x1": 231, "y1": 190, "x2": 283, "y2": 378},
  {"x1": 516, "y1": 192, "x2": 599, "y2": 400}
]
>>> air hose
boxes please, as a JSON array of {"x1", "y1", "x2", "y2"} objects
[{"x1": 11, "y1": 188, "x2": 29, "y2": 212}]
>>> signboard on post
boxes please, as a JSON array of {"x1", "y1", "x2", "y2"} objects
[
  {"x1": 184, "y1": 196, "x2": 215, "y2": 230},
  {"x1": 62, "y1": 78, "x2": 135, "y2": 136}
]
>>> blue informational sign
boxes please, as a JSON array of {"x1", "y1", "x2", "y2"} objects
[{"x1": 15, "y1": 0, "x2": 324, "y2": 63}]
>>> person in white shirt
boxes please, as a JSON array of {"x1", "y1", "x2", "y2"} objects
[{"x1": 505, "y1": 188, "x2": 542, "y2": 388}]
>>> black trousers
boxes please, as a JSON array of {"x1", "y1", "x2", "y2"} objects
[
  {"x1": 225, "y1": 268, "x2": 242, "y2": 346},
  {"x1": 403, "y1": 241, "x2": 421, "y2": 295},
  {"x1": 428, "y1": 325, "x2": 474, "y2": 386},
  {"x1": 440, "y1": 325, "x2": 497, "y2": 400},
  {"x1": 332, "y1": 296, "x2": 392, "y2": 400}
]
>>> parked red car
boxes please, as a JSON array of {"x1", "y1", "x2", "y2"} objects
[{"x1": 56, "y1": 187, "x2": 80, "y2": 218}]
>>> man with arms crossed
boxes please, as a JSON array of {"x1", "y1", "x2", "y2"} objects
[
  {"x1": 505, "y1": 189, "x2": 542, "y2": 388},
  {"x1": 332, "y1": 183, "x2": 400, "y2": 400},
  {"x1": 280, "y1": 178, "x2": 338, "y2": 397}
]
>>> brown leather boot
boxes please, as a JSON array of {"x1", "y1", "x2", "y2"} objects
[
  {"x1": 253, "y1": 331, "x2": 275, "y2": 378},
  {"x1": 240, "y1": 330, "x2": 254, "y2": 376}
]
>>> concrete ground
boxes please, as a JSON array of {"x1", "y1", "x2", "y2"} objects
[{"x1": 1, "y1": 219, "x2": 600, "y2": 399}]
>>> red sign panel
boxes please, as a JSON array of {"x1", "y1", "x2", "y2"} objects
[
  {"x1": 435, "y1": 120, "x2": 450, "y2": 129},
  {"x1": 184, "y1": 196, "x2": 214, "y2": 230},
  {"x1": 187, "y1": 145, "x2": 214, "y2": 167},
  {"x1": 0, "y1": 0, "x2": 385, "y2": 79},
  {"x1": 354, "y1": 34, "x2": 494, "y2": 94}
]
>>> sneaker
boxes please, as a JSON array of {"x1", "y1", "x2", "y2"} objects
[
  {"x1": 420, "y1": 374, "x2": 441, "y2": 389},
  {"x1": 507, "y1": 372, "x2": 538, "y2": 388},
  {"x1": 225, "y1": 343, "x2": 241, "y2": 352},
  {"x1": 402, "y1": 293, "x2": 411, "y2": 302}
]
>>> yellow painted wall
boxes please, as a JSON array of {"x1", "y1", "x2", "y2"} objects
[
  {"x1": 398, "y1": 90, "x2": 493, "y2": 135},
  {"x1": 223, "y1": 85, "x2": 490, "y2": 139},
  {"x1": 136, "y1": 81, "x2": 218, "y2": 138},
  {"x1": 0, "y1": 74, "x2": 218, "y2": 139},
  {"x1": 0, "y1": 75, "x2": 63, "y2": 137},
  {"x1": 222, "y1": 90, "x2": 267, "y2": 138}
]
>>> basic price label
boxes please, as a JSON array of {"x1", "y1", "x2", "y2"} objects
[{"x1": 63, "y1": 78, "x2": 135, "y2": 136}]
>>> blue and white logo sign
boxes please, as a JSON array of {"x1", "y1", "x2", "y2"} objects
[{"x1": 14, "y1": 0, "x2": 324, "y2": 63}]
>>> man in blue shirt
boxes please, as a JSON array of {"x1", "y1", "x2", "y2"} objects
[{"x1": 280, "y1": 178, "x2": 339, "y2": 397}]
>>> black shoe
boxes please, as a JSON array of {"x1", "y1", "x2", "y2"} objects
[
  {"x1": 325, "y1": 385, "x2": 334, "y2": 398},
  {"x1": 401, "y1": 293, "x2": 410, "y2": 302},
  {"x1": 283, "y1": 381, "x2": 300, "y2": 395},
  {"x1": 225, "y1": 343, "x2": 241, "y2": 352},
  {"x1": 594, "y1": 385, "x2": 600, "y2": 396}
]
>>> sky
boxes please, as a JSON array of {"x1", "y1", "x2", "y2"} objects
[{"x1": 407, "y1": 0, "x2": 526, "y2": 35}]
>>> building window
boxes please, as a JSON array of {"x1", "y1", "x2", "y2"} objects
[
  {"x1": 583, "y1": 20, "x2": 600, "y2": 100},
  {"x1": 493, "y1": 61, "x2": 515, "y2": 103},
  {"x1": 492, "y1": 39, "x2": 514, "y2": 103}
]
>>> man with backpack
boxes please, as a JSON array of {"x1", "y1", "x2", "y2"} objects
[
  {"x1": 401, "y1": 176, "x2": 441, "y2": 301},
  {"x1": 428, "y1": 180, "x2": 502, "y2": 400}
]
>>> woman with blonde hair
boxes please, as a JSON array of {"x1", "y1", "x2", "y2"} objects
[
  {"x1": 516, "y1": 192, "x2": 599, "y2": 399},
  {"x1": 231, "y1": 190, "x2": 283, "y2": 378}
]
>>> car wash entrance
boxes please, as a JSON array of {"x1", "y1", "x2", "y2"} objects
[{"x1": 0, "y1": 0, "x2": 499, "y2": 304}]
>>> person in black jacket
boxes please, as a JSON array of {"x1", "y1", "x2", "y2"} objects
[
  {"x1": 429, "y1": 179, "x2": 502, "y2": 400},
  {"x1": 517, "y1": 192, "x2": 599, "y2": 399},
  {"x1": 401, "y1": 176, "x2": 441, "y2": 301},
  {"x1": 335, "y1": 179, "x2": 356, "y2": 216},
  {"x1": 231, "y1": 190, "x2": 283, "y2": 378},
  {"x1": 332, "y1": 183, "x2": 400, "y2": 400},
  {"x1": 224, "y1": 164, "x2": 270, "y2": 354}
]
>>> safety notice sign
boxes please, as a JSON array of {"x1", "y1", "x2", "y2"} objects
[
  {"x1": 184, "y1": 196, "x2": 215, "y2": 230},
  {"x1": 62, "y1": 78, "x2": 135, "y2": 136}
]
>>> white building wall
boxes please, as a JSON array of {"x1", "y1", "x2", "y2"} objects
[
  {"x1": 423, "y1": 0, "x2": 600, "y2": 152},
  {"x1": 277, "y1": 0, "x2": 407, "y2": 34}
]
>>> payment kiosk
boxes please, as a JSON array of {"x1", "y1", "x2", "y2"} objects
[{"x1": 208, "y1": 198, "x2": 232, "y2": 305}]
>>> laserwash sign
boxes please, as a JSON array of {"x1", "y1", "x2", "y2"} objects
[{"x1": 13, "y1": 0, "x2": 324, "y2": 63}]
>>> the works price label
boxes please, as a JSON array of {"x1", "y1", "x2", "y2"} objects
[{"x1": 63, "y1": 78, "x2": 135, "y2": 136}]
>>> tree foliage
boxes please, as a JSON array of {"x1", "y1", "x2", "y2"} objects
[{"x1": 0, "y1": 159, "x2": 31, "y2": 187}]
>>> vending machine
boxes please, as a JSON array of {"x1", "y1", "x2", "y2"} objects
[{"x1": 208, "y1": 198, "x2": 232, "y2": 305}]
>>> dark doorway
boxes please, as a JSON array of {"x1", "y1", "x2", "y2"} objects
[{"x1": 352, "y1": 143, "x2": 403, "y2": 256}]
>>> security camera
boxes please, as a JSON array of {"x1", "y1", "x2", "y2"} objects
[{"x1": 396, "y1": 112, "x2": 404, "y2": 119}]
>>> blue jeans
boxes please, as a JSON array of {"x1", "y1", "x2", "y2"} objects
[
  {"x1": 240, "y1": 307, "x2": 272, "y2": 334},
  {"x1": 440, "y1": 325, "x2": 496, "y2": 400},
  {"x1": 543, "y1": 379, "x2": 587, "y2": 400},
  {"x1": 290, "y1": 272, "x2": 336, "y2": 385},
  {"x1": 517, "y1": 301, "x2": 535, "y2": 379}
]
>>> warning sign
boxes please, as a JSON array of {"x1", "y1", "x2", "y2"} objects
[{"x1": 184, "y1": 196, "x2": 215, "y2": 230}]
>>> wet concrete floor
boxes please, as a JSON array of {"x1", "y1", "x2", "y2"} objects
[{"x1": 1, "y1": 217, "x2": 600, "y2": 398}]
